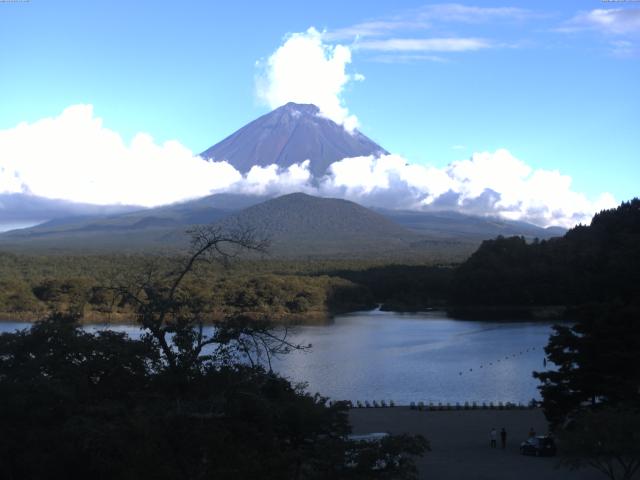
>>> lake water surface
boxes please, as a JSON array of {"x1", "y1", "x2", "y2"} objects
[{"x1": 0, "y1": 309, "x2": 557, "y2": 405}]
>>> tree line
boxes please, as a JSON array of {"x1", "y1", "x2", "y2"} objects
[
  {"x1": 0, "y1": 254, "x2": 454, "y2": 323},
  {"x1": 0, "y1": 225, "x2": 428, "y2": 479},
  {"x1": 451, "y1": 199, "x2": 640, "y2": 479},
  {"x1": 450, "y1": 199, "x2": 640, "y2": 312}
]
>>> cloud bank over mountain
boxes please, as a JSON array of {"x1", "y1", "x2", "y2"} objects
[
  {"x1": 0, "y1": 105, "x2": 241, "y2": 207},
  {"x1": 0, "y1": 28, "x2": 618, "y2": 229},
  {"x1": 0, "y1": 104, "x2": 615, "y2": 228},
  {"x1": 227, "y1": 152, "x2": 615, "y2": 228},
  {"x1": 255, "y1": 27, "x2": 362, "y2": 132}
]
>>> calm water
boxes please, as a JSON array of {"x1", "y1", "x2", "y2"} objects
[{"x1": 0, "y1": 310, "x2": 557, "y2": 405}]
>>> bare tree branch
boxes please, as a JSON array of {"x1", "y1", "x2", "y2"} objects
[{"x1": 103, "y1": 225, "x2": 307, "y2": 373}]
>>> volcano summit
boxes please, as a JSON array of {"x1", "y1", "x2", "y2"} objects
[{"x1": 200, "y1": 102, "x2": 387, "y2": 177}]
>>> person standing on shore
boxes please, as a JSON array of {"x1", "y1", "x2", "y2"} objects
[
  {"x1": 500, "y1": 427, "x2": 507, "y2": 449},
  {"x1": 490, "y1": 428, "x2": 497, "y2": 448}
]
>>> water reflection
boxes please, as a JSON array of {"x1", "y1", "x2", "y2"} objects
[
  {"x1": 271, "y1": 311, "x2": 555, "y2": 405},
  {"x1": 0, "y1": 310, "x2": 556, "y2": 404}
]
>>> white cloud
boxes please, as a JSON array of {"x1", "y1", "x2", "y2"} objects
[
  {"x1": 0, "y1": 105, "x2": 616, "y2": 228},
  {"x1": 324, "y1": 5, "x2": 529, "y2": 63},
  {"x1": 419, "y1": 4, "x2": 537, "y2": 24},
  {"x1": 231, "y1": 161, "x2": 314, "y2": 197},
  {"x1": 313, "y1": 150, "x2": 616, "y2": 228},
  {"x1": 0, "y1": 105, "x2": 242, "y2": 207},
  {"x1": 255, "y1": 27, "x2": 361, "y2": 132},
  {"x1": 561, "y1": 8, "x2": 640, "y2": 35},
  {"x1": 223, "y1": 150, "x2": 614, "y2": 228},
  {"x1": 556, "y1": 8, "x2": 640, "y2": 57},
  {"x1": 356, "y1": 37, "x2": 491, "y2": 52},
  {"x1": 326, "y1": 20, "x2": 416, "y2": 42},
  {"x1": 610, "y1": 39, "x2": 639, "y2": 57},
  {"x1": 370, "y1": 54, "x2": 448, "y2": 64},
  {"x1": 318, "y1": 154, "x2": 453, "y2": 210},
  {"x1": 327, "y1": 4, "x2": 537, "y2": 41}
]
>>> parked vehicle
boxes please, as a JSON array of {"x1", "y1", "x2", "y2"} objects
[
  {"x1": 345, "y1": 432, "x2": 399, "y2": 470},
  {"x1": 347, "y1": 432, "x2": 389, "y2": 443},
  {"x1": 520, "y1": 435, "x2": 557, "y2": 457}
]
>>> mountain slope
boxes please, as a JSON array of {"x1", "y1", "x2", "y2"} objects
[
  {"x1": 214, "y1": 193, "x2": 418, "y2": 257},
  {"x1": 376, "y1": 209, "x2": 565, "y2": 241},
  {"x1": 0, "y1": 193, "x2": 270, "y2": 252},
  {"x1": 200, "y1": 103, "x2": 387, "y2": 177},
  {"x1": 0, "y1": 192, "x2": 565, "y2": 257},
  {"x1": 0, "y1": 193, "x2": 423, "y2": 257},
  {"x1": 0, "y1": 193, "x2": 139, "y2": 232}
]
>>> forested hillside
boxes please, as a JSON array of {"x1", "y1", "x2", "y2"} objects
[
  {"x1": 450, "y1": 199, "x2": 640, "y2": 310},
  {"x1": 0, "y1": 254, "x2": 374, "y2": 323},
  {"x1": 0, "y1": 253, "x2": 454, "y2": 323}
]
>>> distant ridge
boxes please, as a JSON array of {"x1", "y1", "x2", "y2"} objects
[
  {"x1": 200, "y1": 103, "x2": 388, "y2": 177},
  {"x1": 0, "y1": 191, "x2": 565, "y2": 256},
  {"x1": 375, "y1": 209, "x2": 566, "y2": 241},
  {"x1": 215, "y1": 192, "x2": 416, "y2": 257},
  {"x1": 0, "y1": 193, "x2": 139, "y2": 232}
]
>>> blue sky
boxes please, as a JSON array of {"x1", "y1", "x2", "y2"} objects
[{"x1": 0, "y1": 0, "x2": 638, "y2": 224}]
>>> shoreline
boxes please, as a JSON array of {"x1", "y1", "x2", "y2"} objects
[
  {"x1": 0, "y1": 309, "x2": 336, "y2": 326},
  {"x1": 445, "y1": 305, "x2": 567, "y2": 321},
  {"x1": 0, "y1": 304, "x2": 573, "y2": 325},
  {"x1": 349, "y1": 407, "x2": 600, "y2": 480}
]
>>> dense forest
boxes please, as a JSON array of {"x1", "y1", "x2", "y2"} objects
[
  {"x1": 0, "y1": 253, "x2": 453, "y2": 323},
  {"x1": 1, "y1": 201, "x2": 639, "y2": 477},
  {"x1": 443, "y1": 199, "x2": 640, "y2": 477},
  {"x1": 1, "y1": 199, "x2": 638, "y2": 324},
  {"x1": 450, "y1": 199, "x2": 640, "y2": 317},
  {"x1": 526, "y1": 202, "x2": 640, "y2": 479},
  {"x1": 0, "y1": 227, "x2": 428, "y2": 478}
]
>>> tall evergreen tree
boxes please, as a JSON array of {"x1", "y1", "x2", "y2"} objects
[{"x1": 534, "y1": 303, "x2": 640, "y2": 427}]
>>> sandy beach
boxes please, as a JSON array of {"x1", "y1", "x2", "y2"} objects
[{"x1": 349, "y1": 407, "x2": 602, "y2": 480}]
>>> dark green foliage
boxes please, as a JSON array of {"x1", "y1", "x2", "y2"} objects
[
  {"x1": 0, "y1": 314, "x2": 157, "y2": 479},
  {"x1": 451, "y1": 199, "x2": 640, "y2": 309},
  {"x1": 0, "y1": 226, "x2": 431, "y2": 478},
  {"x1": 215, "y1": 274, "x2": 372, "y2": 318},
  {"x1": 0, "y1": 317, "x2": 429, "y2": 479},
  {"x1": 533, "y1": 303, "x2": 640, "y2": 427},
  {"x1": 330, "y1": 265, "x2": 453, "y2": 311},
  {"x1": 31, "y1": 277, "x2": 92, "y2": 313},
  {"x1": 519, "y1": 201, "x2": 640, "y2": 478},
  {"x1": 0, "y1": 252, "x2": 453, "y2": 321},
  {"x1": 557, "y1": 407, "x2": 640, "y2": 480},
  {"x1": 0, "y1": 314, "x2": 342, "y2": 479},
  {"x1": 342, "y1": 434, "x2": 430, "y2": 479},
  {"x1": 0, "y1": 279, "x2": 43, "y2": 314},
  {"x1": 451, "y1": 236, "x2": 546, "y2": 305},
  {"x1": 0, "y1": 277, "x2": 427, "y2": 479}
]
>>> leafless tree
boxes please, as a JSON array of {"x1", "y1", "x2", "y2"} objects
[{"x1": 109, "y1": 225, "x2": 307, "y2": 371}]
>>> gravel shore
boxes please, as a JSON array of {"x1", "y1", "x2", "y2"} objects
[{"x1": 349, "y1": 407, "x2": 602, "y2": 480}]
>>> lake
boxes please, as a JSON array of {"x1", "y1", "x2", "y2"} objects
[{"x1": 0, "y1": 309, "x2": 558, "y2": 405}]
